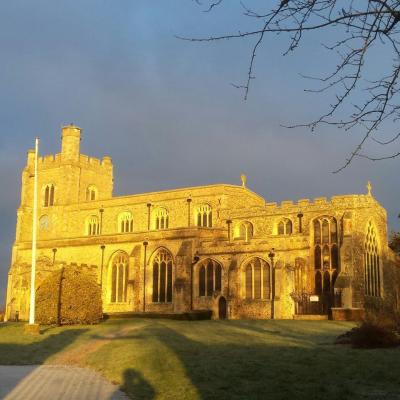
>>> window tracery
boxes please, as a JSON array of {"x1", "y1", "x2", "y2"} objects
[
  {"x1": 86, "y1": 215, "x2": 100, "y2": 236},
  {"x1": 152, "y1": 249, "x2": 173, "y2": 303},
  {"x1": 198, "y1": 259, "x2": 222, "y2": 297},
  {"x1": 39, "y1": 215, "x2": 50, "y2": 231},
  {"x1": 364, "y1": 222, "x2": 381, "y2": 297},
  {"x1": 118, "y1": 211, "x2": 133, "y2": 233},
  {"x1": 277, "y1": 219, "x2": 292, "y2": 235},
  {"x1": 234, "y1": 221, "x2": 254, "y2": 241},
  {"x1": 313, "y1": 217, "x2": 339, "y2": 295},
  {"x1": 153, "y1": 207, "x2": 169, "y2": 230},
  {"x1": 195, "y1": 204, "x2": 212, "y2": 227},
  {"x1": 243, "y1": 258, "x2": 271, "y2": 300},
  {"x1": 110, "y1": 252, "x2": 129, "y2": 303}
]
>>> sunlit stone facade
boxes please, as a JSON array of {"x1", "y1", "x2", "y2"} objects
[{"x1": 5, "y1": 126, "x2": 399, "y2": 321}]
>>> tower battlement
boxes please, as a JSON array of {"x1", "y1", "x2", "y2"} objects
[
  {"x1": 26, "y1": 124, "x2": 112, "y2": 170},
  {"x1": 21, "y1": 126, "x2": 114, "y2": 208},
  {"x1": 26, "y1": 153, "x2": 113, "y2": 170}
]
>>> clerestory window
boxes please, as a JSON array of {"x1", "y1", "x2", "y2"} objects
[
  {"x1": 118, "y1": 212, "x2": 133, "y2": 233},
  {"x1": 153, "y1": 207, "x2": 169, "y2": 230},
  {"x1": 277, "y1": 219, "x2": 292, "y2": 235},
  {"x1": 195, "y1": 204, "x2": 212, "y2": 227}
]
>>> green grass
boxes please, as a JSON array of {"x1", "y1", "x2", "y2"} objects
[{"x1": 1, "y1": 319, "x2": 400, "y2": 399}]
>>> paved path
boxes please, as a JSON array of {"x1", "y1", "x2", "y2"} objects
[{"x1": 0, "y1": 365, "x2": 128, "y2": 400}]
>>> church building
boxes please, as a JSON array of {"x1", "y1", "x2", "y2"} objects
[{"x1": 5, "y1": 125, "x2": 399, "y2": 321}]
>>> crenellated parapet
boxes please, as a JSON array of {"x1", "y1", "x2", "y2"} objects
[
  {"x1": 26, "y1": 152, "x2": 112, "y2": 171},
  {"x1": 19, "y1": 125, "x2": 114, "y2": 212},
  {"x1": 223, "y1": 191, "x2": 387, "y2": 241},
  {"x1": 261, "y1": 193, "x2": 382, "y2": 214}
]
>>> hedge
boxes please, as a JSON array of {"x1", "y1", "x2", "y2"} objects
[{"x1": 36, "y1": 266, "x2": 103, "y2": 325}]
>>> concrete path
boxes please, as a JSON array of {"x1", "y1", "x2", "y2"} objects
[{"x1": 0, "y1": 365, "x2": 128, "y2": 400}]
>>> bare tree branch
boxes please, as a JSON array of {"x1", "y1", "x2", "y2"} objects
[{"x1": 183, "y1": 0, "x2": 400, "y2": 171}]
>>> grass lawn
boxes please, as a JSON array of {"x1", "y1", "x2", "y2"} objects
[{"x1": 0, "y1": 319, "x2": 399, "y2": 399}]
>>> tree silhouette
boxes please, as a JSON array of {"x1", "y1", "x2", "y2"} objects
[{"x1": 183, "y1": 1, "x2": 400, "y2": 171}]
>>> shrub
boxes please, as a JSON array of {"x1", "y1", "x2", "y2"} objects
[
  {"x1": 36, "y1": 266, "x2": 103, "y2": 325},
  {"x1": 350, "y1": 321, "x2": 400, "y2": 348},
  {"x1": 336, "y1": 309, "x2": 400, "y2": 348},
  {"x1": 389, "y1": 231, "x2": 400, "y2": 256}
]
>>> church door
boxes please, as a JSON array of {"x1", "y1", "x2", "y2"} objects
[{"x1": 218, "y1": 296, "x2": 227, "y2": 319}]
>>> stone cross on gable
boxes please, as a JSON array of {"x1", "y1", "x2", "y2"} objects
[
  {"x1": 240, "y1": 174, "x2": 247, "y2": 188},
  {"x1": 367, "y1": 181, "x2": 372, "y2": 196}
]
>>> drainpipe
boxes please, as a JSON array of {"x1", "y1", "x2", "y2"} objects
[
  {"x1": 268, "y1": 248, "x2": 276, "y2": 319},
  {"x1": 52, "y1": 248, "x2": 57, "y2": 265},
  {"x1": 146, "y1": 204, "x2": 151, "y2": 231},
  {"x1": 297, "y1": 212, "x2": 303, "y2": 234},
  {"x1": 191, "y1": 254, "x2": 200, "y2": 311},
  {"x1": 143, "y1": 241, "x2": 148, "y2": 312},
  {"x1": 226, "y1": 220, "x2": 232, "y2": 242},
  {"x1": 100, "y1": 245, "x2": 105, "y2": 289},
  {"x1": 187, "y1": 198, "x2": 192, "y2": 227},
  {"x1": 99, "y1": 208, "x2": 104, "y2": 234}
]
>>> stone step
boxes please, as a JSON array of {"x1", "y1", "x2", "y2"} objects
[{"x1": 293, "y1": 314, "x2": 329, "y2": 321}]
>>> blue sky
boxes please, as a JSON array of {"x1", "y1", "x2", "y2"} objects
[{"x1": 0, "y1": 1, "x2": 399, "y2": 303}]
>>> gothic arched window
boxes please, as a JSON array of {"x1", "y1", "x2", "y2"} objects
[
  {"x1": 86, "y1": 185, "x2": 98, "y2": 201},
  {"x1": 313, "y1": 217, "x2": 339, "y2": 294},
  {"x1": 198, "y1": 259, "x2": 222, "y2": 297},
  {"x1": 152, "y1": 249, "x2": 173, "y2": 303},
  {"x1": 86, "y1": 215, "x2": 100, "y2": 236},
  {"x1": 234, "y1": 221, "x2": 254, "y2": 241},
  {"x1": 110, "y1": 252, "x2": 129, "y2": 303},
  {"x1": 243, "y1": 258, "x2": 271, "y2": 300},
  {"x1": 277, "y1": 219, "x2": 292, "y2": 235},
  {"x1": 118, "y1": 212, "x2": 133, "y2": 233},
  {"x1": 153, "y1": 207, "x2": 169, "y2": 230},
  {"x1": 44, "y1": 184, "x2": 55, "y2": 207},
  {"x1": 364, "y1": 222, "x2": 381, "y2": 297},
  {"x1": 196, "y1": 204, "x2": 212, "y2": 227}
]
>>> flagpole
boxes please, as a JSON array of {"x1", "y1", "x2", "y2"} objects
[{"x1": 29, "y1": 137, "x2": 39, "y2": 325}]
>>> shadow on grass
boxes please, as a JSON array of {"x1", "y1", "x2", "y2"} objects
[
  {"x1": 0, "y1": 325, "x2": 87, "y2": 365},
  {"x1": 121, "y1": 368, "x2": 155, "y2": 400},
  {"x1": 121, "y1": 321, "x2": 400, "y2": 400},
  {"x1": 0, "y1": 325, "x2": 89, "y2": 399}
]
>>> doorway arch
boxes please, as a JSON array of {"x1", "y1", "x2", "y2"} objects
[{"x1": 218, "y1": 296, "x2": 227, "y2": 320}]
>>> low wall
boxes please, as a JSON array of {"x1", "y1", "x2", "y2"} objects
[{"x1": 331, "y1": 307, "x2": 365, "y2": 321}]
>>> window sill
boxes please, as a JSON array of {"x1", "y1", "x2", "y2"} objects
[
  {"x1": 243, "y1": 298, "x2": 271, "y2": 302},
  {"x1": 364, "y1": 294, "x2": 382, "y2": 299}
]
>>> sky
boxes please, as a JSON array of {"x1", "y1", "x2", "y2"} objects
[{"x1": 0, "y1": 1, "x2": 399, "y2": 304}]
